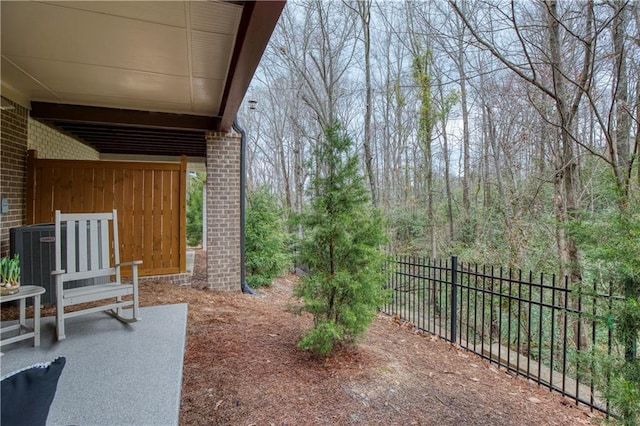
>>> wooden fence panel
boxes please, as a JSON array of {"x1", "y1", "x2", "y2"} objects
[
  {"x1": 80, "y1": 168, "x2": 95, "y2": 212},
  {"x1": 26, "y1": 150, "x2": 187, "y2": 276}
]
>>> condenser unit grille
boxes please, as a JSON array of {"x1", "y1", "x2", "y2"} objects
[{"x1": 10, "y1": 223, "x2": 109, "y2": 305}]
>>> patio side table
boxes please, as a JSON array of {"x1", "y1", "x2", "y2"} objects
[{"x1": 0, "y1": 285, "x2": 46, "y2": 348}]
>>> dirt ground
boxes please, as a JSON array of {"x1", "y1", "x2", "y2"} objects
[{"x1": 2, "y1": 250, "x2": 602, "y2": 425}]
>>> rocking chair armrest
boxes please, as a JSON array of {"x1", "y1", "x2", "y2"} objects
[
  {"x1": 51, "y1": 269, "x2": 66, "y2": 275},
  {"x1": 117, "y1": 260, "x2": 143, "y2": 267}
]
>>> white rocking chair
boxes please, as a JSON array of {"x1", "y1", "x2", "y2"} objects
[{"x1": 52, "y1": 210, "x2": 141, "y2": 341}]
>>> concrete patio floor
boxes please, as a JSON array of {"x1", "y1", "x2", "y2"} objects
[{"x1": 0, "y1": 304, "x2": 187, "y2": 426}]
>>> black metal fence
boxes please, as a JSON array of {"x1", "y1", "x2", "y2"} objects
[{"x1": 382, "y1": 255, "x2": 626, "y2": 415}]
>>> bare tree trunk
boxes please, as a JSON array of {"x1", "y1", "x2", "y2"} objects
[
  {"x1": 353, "y1": 0, "x2": 377, "y2": 205},
  {"x1": 546, "y1": 0, "x2": 588, "y2": 350},
  {"x1": 612, "y1": 0, "x2": 632, "y2": 204},
  {"x1": 413, "y1": 51, "x2": 436, "y2": 258},
  {"x1": 482, "y1": 105, "x2": 492, "y2": 210},
  {"x1": 380, "y1": 51, "x2": 391, "y2": 209},
  {"x1": 635, "y1": 2, "x2": 640, "y2": 190},
  {"x1": 277, "y1": 136, "x2": 292, "y2": 211},
  {"x1": 428, "y1": 148, "x2": 436, "y2": 258},
  {"x1": 637, "y1": 76, "x2": 640, "y2": 189},
  {"x1": 439, "y1": 85, "x2": 454, "y2": 242},
  {"x1": 456, "y1": 15, "x2": 471, "y2": 240},
  {"x1": 292, "y1": 118, "x2": 305, "y2": 240},
  {"x1": 485, "y1": 104, "x2": 511, "y2": 233}
]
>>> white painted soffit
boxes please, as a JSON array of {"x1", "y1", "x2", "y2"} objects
[{"x1": 0, "y1": 1, "x2": 242, "y2": 116}]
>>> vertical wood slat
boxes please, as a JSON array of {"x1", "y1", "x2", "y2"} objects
[
  {"x1": 103, "y1": 168, "x2": 115, "y2": 215},
  {"x1": 168, "y1": 170, "x2": 178, "y2": 269},
  {"x1": 81, "y1": 168, "x2": 94, "y2": 212},
  {"x1": 58, "y1": 167, "x2": 73, "y2": 213},
  {"x1": 93, "y1": 167, "x2": 105, "y2": 213},
  {"x1": 152, "y1": 170, "x2": 163, "y2": 270},
  {"x1": 88, "y1": 220, "x2": 99, "y2": 270},
  {"x1": 143, "y1": 171, "x2": 154, "y2": 272},
  {"x1": 67, "y1": 219, "x2": 76, "y2": 274},
  {"x1": 26, "y1": 150, "x2": 37, "y2": 224},
  {"x1": 111, "y1": 209, "x2": 120, "y2": 267},
  {"x1": 54, "y1": 210, "x2": 62, "y2": 270},
  {"x1": 113, "y1": 168, "x2": 125, "y2": 261},
  {"x1": 39, "y1": 167, "x2": 54, "y2": 225},
  {"x1": 78, "y1": 219, "x2": 88, "y2": 272},
  {"x1": 179, "y1": 156, "x2": 187, "y2": 273},
  {"x1": 104, "y1": 170, "x2": 116, "y2": 256},
  {"x1": 162, "y1": 169, "x2": 173, "y2": 269},
  {"x1": 26, "y1": 157, "x2": 185, "y2": 276},
  {"x1": 133, "y1": 170, "x2": 144, "y2": 263},
  {"x1": 121, "y1": 168, "x2": 135, "y2": 271},
  {"x1": 100, "y1": 218, "x2": 109, "y2": 269},
  {"x1": 69, "y1": 168, "x2": 81, "y2": 212}
]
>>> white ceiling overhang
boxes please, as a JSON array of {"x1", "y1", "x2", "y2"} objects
[{"x1": 0, "y1": 0, "x2": 285, "y2": 157}]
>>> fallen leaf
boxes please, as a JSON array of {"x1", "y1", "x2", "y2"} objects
[{"x1": 528, "y1": 397, "x2": 542, "y2": 404}]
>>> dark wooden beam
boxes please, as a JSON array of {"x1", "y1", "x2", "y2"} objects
[
  {"x1": 91, "y1": 140, "x2": 205, "y2": 155},
  {"x1": 58, "y1": 123, "x2": 203, "y2": 135},
  {"x1": 72, "y1": 136, "x2": 202, "y2": 145},
  {"x1": 57, "y1": 126, "x2": 204, "y2": 141},
  {"x1": 219, "y1": 0, "x2": 286, "y2": 131},
  {"x1": 98, "y1": 147, "x2": 205, "y2": 156},
  {"x1": 31, "y1": 102, "x2": 221, "y2": 131}
]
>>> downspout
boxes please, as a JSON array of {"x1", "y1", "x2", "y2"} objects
[{"x1": 232, "y1": 120, "x2": 257, "y2": 295}]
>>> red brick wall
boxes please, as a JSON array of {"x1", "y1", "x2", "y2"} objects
[
  {"x1": 0, "y1": 98, "x2": 28, "y2": 257},
  {"x1": 206, "y1": 131, "x2": 241, "y2": 291}
]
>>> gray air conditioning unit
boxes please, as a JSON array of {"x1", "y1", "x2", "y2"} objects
[{"x1": 10, "y1": 223, "x2": 108, "y2": 305}]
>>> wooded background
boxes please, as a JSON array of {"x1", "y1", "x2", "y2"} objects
[{"x1": 239, "y1": 0, "x2": 639, "y2": 279}]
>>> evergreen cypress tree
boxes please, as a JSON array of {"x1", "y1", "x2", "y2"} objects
[
  {"x1": 295, "y1": 123, "x2": 389, "y2": 356},
  {"x1": 245, "y1": 186, "x2": 289, "y2": 287}
]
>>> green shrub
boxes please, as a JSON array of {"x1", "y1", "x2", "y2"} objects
[
  {"x1": 186, "y1": 172, "x2": 205, "y2": 247},
  {"x1": 570, "y1": 204, "x2": 640, "y2": 424},
  {"x1": 245, "y1": 187, "x2": 289, "y2": 287}
]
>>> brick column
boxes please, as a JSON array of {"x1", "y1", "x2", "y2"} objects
[
  {"x1": 0, "y1": 98, "x2": 29, "y2": 257},
  {"x1": 205, "y1": 131, "x2": 242, "y2": 291}
]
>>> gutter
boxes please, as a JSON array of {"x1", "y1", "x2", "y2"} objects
[{"x1": 232, "y1": 120, "x2": 258, "y2": 296}]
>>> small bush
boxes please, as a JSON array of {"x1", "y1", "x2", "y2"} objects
[
  {"x1": 245, "y1": 187, "x2": 289, "y2": 287},
  {"x1": 570, "y1": 204, "x2": 640, "y2": 424},
  {"x1": 186, "y1": 172, "x2": 205, "y2": 247}
]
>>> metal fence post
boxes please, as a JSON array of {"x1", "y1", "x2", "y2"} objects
[{"x1": 451, "y1": 255, "x2": 458, "y2": 343}]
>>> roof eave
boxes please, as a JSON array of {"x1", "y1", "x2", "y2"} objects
[{"x1": 219, "y1": 0, "x2": 286, "y2": 132}]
